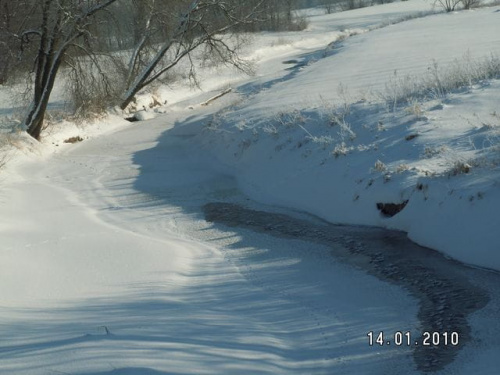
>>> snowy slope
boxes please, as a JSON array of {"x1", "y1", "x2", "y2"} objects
[
  {"x1": 182, "y1": 5, "x2": 500, "y2": 271},
  {"x1": 225, "y1": 7, "x2": 500, "y2": 122}
]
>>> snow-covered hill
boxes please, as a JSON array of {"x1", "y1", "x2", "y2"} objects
[{"x1": 178, "y1": 4, "x2": 500, "y2": 271}]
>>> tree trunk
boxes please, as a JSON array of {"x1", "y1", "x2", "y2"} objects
[
  {"x1": 118, "y1": 0, "x2": 201, "y2": 110},
  {"x1": 120, "y1": 85, "x2": 141, "y2": 110},
  {"x1": 27, "y1": 106, "x2": 46, "y2": 140},
  {"x1": 26, "y1": 56, "x2": 62, "y2": 140},
  {"x1": 19, "y1": 0, "x2": 118, "y2": 140}
]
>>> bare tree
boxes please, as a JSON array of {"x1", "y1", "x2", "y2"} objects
[
  {"x1": 461, "y1": 0, "x2": 481, "y2": 9},
  {"x1": 0, "y1": 1, "x2": 12, "y2": 84},
  {"x1": 8, "y1": 0, "x2": 305, "y2": 138},
  {"x1": 0, "y1": 1, "x2": 33, "y2": 84},
  {"x1": 323, "y1": 3, "x2": 335, "y2": 13},
  {"x1": 434, "y1": 0, "x2": 462, "y2": 11},
  {"x1": 17, "y1": 0, "x2": 118, "y2": 140},
  {"x1": 118, "y1": 0, "x2": 265, "y2": 110}
]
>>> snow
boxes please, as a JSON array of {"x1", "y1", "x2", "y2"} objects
[
  {"x1": 133, "y1": 110, "x2": 157, "y2": 121},
  {"x1": 0, "y1": 106, "x2": 421, "y2": 375},
  {"x1": 1, "y1": 1, "x2": 500, "y2": 374},
  {"x1": 181, "y1": 4, "x2": 500, "y2": 271}
]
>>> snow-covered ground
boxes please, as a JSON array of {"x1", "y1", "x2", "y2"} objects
[
  {"x1": 0, "y1": 107, "x2": 421, "y2": 374},
  {"x1": 1, "y1": 1, "x2": 500, "y2": 374},
  {"x1": 180, "y1": 3, "x2": 500, "y2": 271}
]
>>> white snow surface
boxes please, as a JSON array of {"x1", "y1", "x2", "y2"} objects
[
  {"x1": 1, "y1": 1, "x2": 500, "y2": 374},
  {"x1": 180, "y1": 4, "x2": 500, "y2": 271},
  {"x1": 1, "y1": 105, "x2": 422, "y2": 375}
]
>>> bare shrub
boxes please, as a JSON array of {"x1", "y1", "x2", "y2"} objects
[
  {"x1": 236, "y1": 1, "x2": 308, "y2": 32},
  {"x1": 288, "y1": 15, "x2": 310, "y2": 31},
  {"x1": 323, "y1": 2, "x2": 336, "y2": 14},
  {"x1": 434, "y1": 0, "x2": 462, "y2": 11},
  {"x1": 342, "y1": 0, "x2": 368, "y2": 10},
  {"x1": 448, "y1": 160, "x2": 472, "y2": 176},
  {"x1": 65, "y1": 54, "x2": 122, "y2": 121},
  {"x1": 461, "y1": 0, "x2": 481, "y2": 9}
]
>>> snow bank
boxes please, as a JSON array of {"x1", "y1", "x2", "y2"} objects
[{"x1": 184, "y1": 6, "x2": 500, "y2": 271}]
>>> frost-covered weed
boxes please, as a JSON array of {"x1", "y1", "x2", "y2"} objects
[
  {"x1": 380, "y1": 54, "x2": 500, "y2": 111},
  {"x1": 275, "y1": 110, "x2": 307, "y2": 128},
  {"x1": 471, "y1": 112, "x2": 500, "y2": 130},
  {"x1": 381, "y1": 71, "x2": 422, "y2": 112},
  {"x1": 332, "y1": 142, "x2": 351, "y2": 157},
  {"x1": 405, "y1": 100, "x2": 425, "y2": 119},
  {"x1": 338, "y1": 120, "x2": 356, "y2": 141},
  {"x1": 319, "y1": 85, "x2": 352, "y2": 125},
  {"x1": 372, "y1": 159, "x2": 387, "y2": 172},
  {"x1": 263, "y1": 124, "x2": 279, "y2": 136},
  {"x1": 308, "y1": 135, "x2": 335, "y2": 149},
  {"x1": 442, "y1": 146, "x2": 488, "y2": 176},
  {"x1": 395, "y1": 163, "x2": 410, "y2": 173},
  {"x1": 448, "y1": 160, "x2": 472, "y2": 176},
  {"x1": 423, "y1": 145, "x2": 448, "y2": 158},
  {"x1": 319, "y1": 88, "x2": 357, "y2": 141}
]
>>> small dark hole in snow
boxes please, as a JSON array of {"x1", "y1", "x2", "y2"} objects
[
  {"x1": 125, "y1": 116, "x2": 139, "y2": 122},
  {"x1": 376, "y1": 200, "x2": 409, "y2": 217}
]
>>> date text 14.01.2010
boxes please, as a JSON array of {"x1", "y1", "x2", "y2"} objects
[{"x1": 367, "y1": 331, "x2": 459, "y2": 347}]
